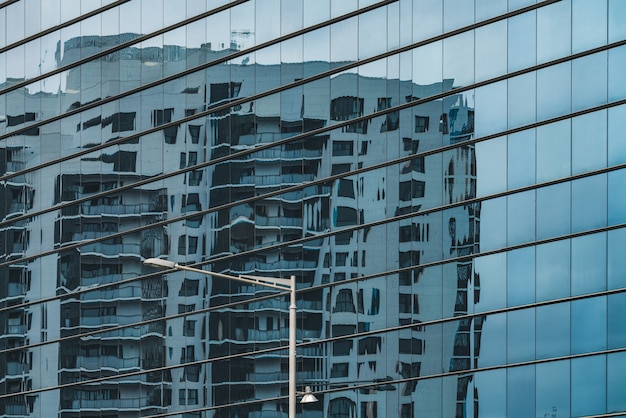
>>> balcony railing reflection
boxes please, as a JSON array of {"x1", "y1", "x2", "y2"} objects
[
  {"x1": 79, "y1": 242, "x2": 140, "y2": 256},
  {"x1": 75, "y1": 356, "x2": 140, "y2": 370},
  {"x1": 6, "y1": 324, "x2": 27, "y2": 334},
  {"x1": 6, "y1": 361, "x2": 30, "y2": 375},
  {"x1": 80, "y1": 286, "x2": 144, "y2": 301},
  {"x1": 6, "y1": 404, "x2": 28, "y2": 415},
  {"x1": 7, "y1": 282, "x2": 26, "y2": 297},
  {"x1": 240, "y1": 173, "x2": 315, "y2": 186},
  {"x1": 80, "y1": 273, "x2": 135, "y2": 287},
  {"x1": 67, "y1": 398, "x2": 146, "y2": 410},
  {"x1": 6, "y1": 161, "x2": 26, "y2": 172},
  {"x1": 254, "y1": 215, "x2": 302, "y2": 227},
  {"x1": 80, "y1": 203, "x2": 165, "y2": 215},
  {"x1": 240, "y1": 260, "x2": 317, "y2": 271}
]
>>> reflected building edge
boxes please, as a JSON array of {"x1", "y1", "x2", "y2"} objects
[{"x1": 0, "y1": 0, "x2": 625, "y2": 417}]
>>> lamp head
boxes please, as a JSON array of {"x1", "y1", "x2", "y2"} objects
[
  {"x1": 144, "y1": 258, "x2": 177, "y2": 270},
  {"x1": 300, "y1": 386, "x2": 318, "y2": 404}
]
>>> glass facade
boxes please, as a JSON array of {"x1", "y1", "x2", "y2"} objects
[{"x1": 1, "y1": 0, "x2": 625, "y2": 417}]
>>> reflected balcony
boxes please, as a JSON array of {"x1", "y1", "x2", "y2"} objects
[
  {"x1": 75, "y1": 355, "x2": 141, "y2": 370},
  {"x1": 79, "y1": 242, "x2": 141, "y2": 256},
  {"x1": 65, "y1": 398, "x2": 150, "y2": 411},
  {"x1": 5, "y1": 161, "x2": 26, "y2": 172},
  {"x1": 5, "y1": 403, "x2": 28, "y2": 415},
  {"x1": 7, "y1": 282, "x2": 27, "y2": 297},
  {"x1": 6, "y1": 361, "x2": 30, "y2": 376},
  {"x1": 80, "y1": 202, "x2": 166, "y2": 216},
  {"x1": 240, "y1": 259, "x2": 317, "y2": 271},
  {"x1": 254, "y1": 215, "x2": 303, "y2": 228},
  {"x1": 80, "y1": 286, "x2": 144, "y2": 301},
  {"x1": 5, "y1": 324, "x2": 27, "y2": 335}
]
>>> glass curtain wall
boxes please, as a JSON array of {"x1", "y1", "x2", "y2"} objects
[{"x1": 1, "y1": 0, "x2": 626, "y2": 417}]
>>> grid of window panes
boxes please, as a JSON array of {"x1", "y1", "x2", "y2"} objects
[{"x1": 1, "y1": 0, "x2": 626, "y2": 417}]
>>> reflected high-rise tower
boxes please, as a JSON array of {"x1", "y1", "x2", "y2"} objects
[{"x1": 2, "y1": 1, "x2": 626, "y2": 417}]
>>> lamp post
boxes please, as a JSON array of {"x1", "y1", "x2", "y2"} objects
[{"x1": 143, "y1": 258, "x2": 317, "y2": 417}]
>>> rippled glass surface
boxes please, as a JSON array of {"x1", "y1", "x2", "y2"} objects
[{"x1": 1, "y1": 0, "x2": 625, "y2": 417}]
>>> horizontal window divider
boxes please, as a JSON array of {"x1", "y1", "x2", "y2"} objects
[
  {"x1": 0, "y1": 0, "x2": 131, "y2": 54},
  {"x1": 0, "y1": 0, "x2": 559, "y2": 144},
  {"x1": 0, "y1": 0, "x2": 250, "y2": 94},
  {"x1": 2, "y1": 44, "x2": 625, "y2": 230},
  {"x1": 0, "y1": 0, "x2": 19, "y2": 10},
  {"x1": 0, "y1": 287, "x2": 283, "y2": 355},
  {"x1": 2, "y1": 213, "x2": 625, "y2": 360},
  {"x1": 2, "y1": 128, "x2": 625, "y2": 271},
  {"x1": 0, "y1": 0, "x2": 395, "y2": 99},
  {"x1": 139, "y1": 344, "x2": 626, "y2": 418},
  {"x1": 2, "y1": 306, "x2": 624, "y2": 407}
]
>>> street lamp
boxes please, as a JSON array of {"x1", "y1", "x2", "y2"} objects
[{"x1": 143, "y1": 258, "x2": 317, "y2": 417}]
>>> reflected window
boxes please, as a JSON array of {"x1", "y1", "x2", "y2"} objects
[
  {"x1": 188, "y1": 125, "x2": 201, "y2": 144},
  {"x1": 338, "y1": 179, "x2": 355, "y2": 198},
  {"x1": 179, "y1": 279, "x2": 199, "y2": 297},
  {"x1": 399, "y1": 338, "x2": 424, "y2": 355},
  {"x1": 329, "y1": 397, "x2": 356, "y2": 418},
  {"x1": 334, "y1": 289, "x2": 356, "y2": 312},
  {"x1": 331, "y1": 96, "x2": 366, "y2": 134},
  {"x1": 399, "y1": 180, "x2": 425, "y2": 200},
  {"x1": 330, "y1": 363, "x2": 349, "y2": 378},
  {"x1": 333, "y1": 340, "x2": 353, "y2": 356},
  {"x1": 415, "y1": 116, "x2": 430, "y2": 133},
  {"x1": 332, "y1": 141, "x2": 354, "y2": 157},
  {"x1": 358, "y1": 337, "x2": 381, "y2": 355}
]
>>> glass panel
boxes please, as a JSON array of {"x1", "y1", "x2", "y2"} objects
[
  {"x1": 536, "y1": 62, "x2": 571, "y2": 120},
  {"x1": 572, "y1": 110, "x2": 607, "y2": 175},
  {"x1": 507, "y1": 10, "x2": 536, "y2": 72},
  {"x1": 475, "y1": 135, "x2": 506, "y2": 196},
  {"x1": 358, "y1": 6, "x2": 388, "y2": 59},
  {"x1": 608, "y1": 45, "x2": 626, "y2": 102},
  {"x1": 507, "y1": 129, "x2": 536, "y2": 189},
  {"x1": 535, "y1": 302, "x2": 570, "y2": 359},
  {"x1": 443, "y1": 31, "x2": 474, "y2": 88},
  {"x1": 572, "y1": 296, "x2": 607, "y2": 356},
  {"x1": 572, "y1": 0, "x2": 607, "y2": 53},
  {"x1": 507, "y1": 309, "x2": 535, "y2": 363},
  {"x1": 608, "y1": 352, "x2": 626, "y2": 413},
  {"x1": 536, "y1": 240, "x2": 570, "y2": 302},
  {"x1": 474, "y1": 369, "x2": 506, "y2": 417},
  {"x1": 475, "y1": 312, "x2": 506, "y2": 367},
  {"x1": 443, "y1": 0, "x2": 474, "y2": 31},
  {"x1": 608, "y1": 169, "x2": 626, "y2": 226},
  {"x1": 536, "y1": 120, "x2": 571, "y2": 183},
  {"x1": 507, "y1": 72, "x2": 536, "y2": 129},
  {"x1": 413, "y1": 0, "x2": 442, "y2": 42},
  {"x1": 572, "y1": 52, "x2": 608, "y2": 112},
  {"x1": 536, "y1": 183, "x2": 570, "y2": 241},
  {"x1": 478, "y1": 197, "x2": 506, "y2": 252},
  {"x1": 474, "y1": 80, "x2": 507, "y2": 138},
  {"x1": 507, "y1": 190, "x2": 535, "y2": 246},
  {"x1": 507, "y1": 365, "x2": 535, "y2": 417},
  {"x1": 608, "y1": 104, "x2": 626, "y2": 166},
  {"x1": 536, "y1": 360, "x2": 571, "y2": 418},
  {"x1": 571, "y1": 233, "x2": 607, "y2": 296},
  {"x1": 536, "y1": 0, "x2": 571, "y2": 64},
  {"x1": 474, "y1": 253, "x2": 506, "y2": 313},
  {"x1": 475, "y1": 21, "x2": 506, "y2": 81},
  {"x1": 571, "y1": 174, "x2": 607, "y2": 233},
  {"x1": 609, "y1": 0, "x2": 626, "y2": 42},
  {"x1": 475, "y1": 0, "x2": 506, "y2": 21},
  {"x1": 507, "y1": 246, "x2": 535, "y2": 307},
  {"x1": 571, "y1": 355, "x2": 607, "y2": 417},
  {"x1": 607, "y1": 228, "x2": 626, "y2": 290}
]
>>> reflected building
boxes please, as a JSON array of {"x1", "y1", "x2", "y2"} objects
[{"x1": 1, "y1": 1, "x2": 626, "y2": 417}]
